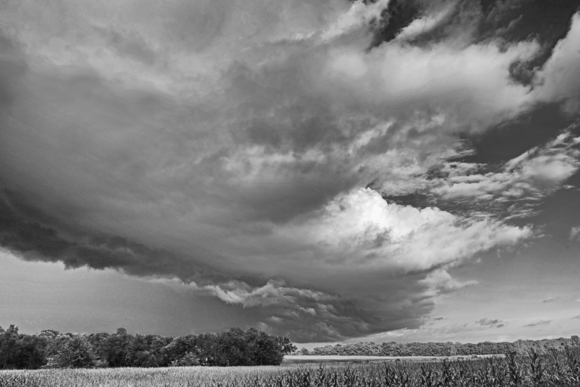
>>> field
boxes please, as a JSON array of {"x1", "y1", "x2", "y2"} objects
[
  {"x1": 0, "y1": 349, "x2": 579, "y2": 387},
  {"x1": 283, "y1": 354, "x2": 504, "y2": 364}
]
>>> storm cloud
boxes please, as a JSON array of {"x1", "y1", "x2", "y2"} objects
[{"x1": 1, "y1": 0, "x2": 579, "y2": 341}]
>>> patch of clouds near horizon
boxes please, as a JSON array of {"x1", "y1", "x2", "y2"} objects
[{"x1": 0, "y1": 0, "x2": 578, "y2": 341}]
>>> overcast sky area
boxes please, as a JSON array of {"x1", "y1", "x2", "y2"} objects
[{"x1": 1, "y1": 0, "x2": 580, "y2": 345}]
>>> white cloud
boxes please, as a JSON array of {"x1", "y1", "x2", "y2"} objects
[
  {"x1": 277, "y1": 188, "x2": 531, "y2": 272},
  {"x1": 204, "y1": 279, "x2": 337, "y2": 308},
  {"x1": 395, "y1": 1, "x2": 458, "y2": 42},
  {"x1": 379, "y1": 130, "x2": 580, "y2": 219},
  {"x1": 420, "y1": 269, "x2": 478, "y2": 296},
  {"x1": 320, "y1": 39, "x2": 539, "y2": 133},
  {"x1": 320, "y1": 0, "x2": 390, "y2": 42},
  {"x1": 533, "y1": 12, "x2": 580, "y2": 107}
]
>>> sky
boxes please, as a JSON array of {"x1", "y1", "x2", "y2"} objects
[{"x1": 0, "y1": 0, "x2": 580, "y2": 345}]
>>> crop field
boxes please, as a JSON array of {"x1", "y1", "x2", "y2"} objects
[
  {"x1": 282, "y1": 354, "x2": 504, "y2": 364},
  {"x1": 0, "y1": 348, "x2": 579, "y2": 387}
]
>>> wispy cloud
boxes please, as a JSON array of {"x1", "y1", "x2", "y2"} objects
[
  {"x1": 523, "y1": 320, "x2": 551, "y2": 328},
  {"x1": 381, "y1": 129, "x2": 580, "y2": 220}
]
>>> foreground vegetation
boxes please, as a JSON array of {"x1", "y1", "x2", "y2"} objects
[{"x1": 1, "y1": 347, "x2": 579, "y2": 386}]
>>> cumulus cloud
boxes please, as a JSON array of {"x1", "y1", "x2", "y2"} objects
[
  {"x1": 0, "y1": 0, "x2": 574, "y2": 341},
  {"x1": 273, "y1": 189, "x2": 530, "y2": 271}
]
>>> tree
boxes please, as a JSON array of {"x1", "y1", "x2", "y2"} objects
[
  {"x1": 99, "y1": 329, "x2": 134, "y2": 367},
  {"x1": 276, "y1": 336, "x2": 297, "y2": 355},
  {"x1": 0, "y1": 325, "x2": 20, "y2": 369},
  {"x1": 46, "y1": 335, "x2": 95, "y2": 368},
  {"x1": 11, "y1": 334, "x2": 47, "y2": 369},
  {"x1": 128, "y1": 334, "x2": 164, "y2": 367},
  {"x1": 162, "y1": 335, "x2": 198, "y2": 366},
  {"x1": 0, "y1": 325, "x2": 294, "y2": 369},
  {"x1": 244, "y1": 329, "x2": 284, "y2": 366},
  {"x1": 214, "y1": 328, "x2": 249, "y2": 366}
]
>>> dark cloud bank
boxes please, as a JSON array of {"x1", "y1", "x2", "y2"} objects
[{"x1": 0, "y1": 0, "x2": 579, "y2": 342}]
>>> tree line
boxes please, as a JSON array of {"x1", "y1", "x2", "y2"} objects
[
  {"x1": 300, "y1": 335, "x2": 580, "y2": 357},
  {"x1": 0, "y1": 325, "x2": 297, "y2": 369}
]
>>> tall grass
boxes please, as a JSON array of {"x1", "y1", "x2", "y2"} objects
[{"x1": 1, "y1": 347, "x2": 579, "y2": 387}]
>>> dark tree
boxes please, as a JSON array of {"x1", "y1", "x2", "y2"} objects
[
  {"x1": 99, "y1": 329, "x2": 134, "y2": 367},
  {"x1": 46, "y1": 335, "x2": 95, "y2": 368},
  {"x1": 0, "y1": 325, "x2": 295, "y2": 369},
  {"x1": 0, "y1": 325, "x2": 26, "y2": 369}
]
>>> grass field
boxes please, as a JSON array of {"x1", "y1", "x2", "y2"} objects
[{"x1": 0, "y1": 349, "x2": 579, "y2": 386}]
